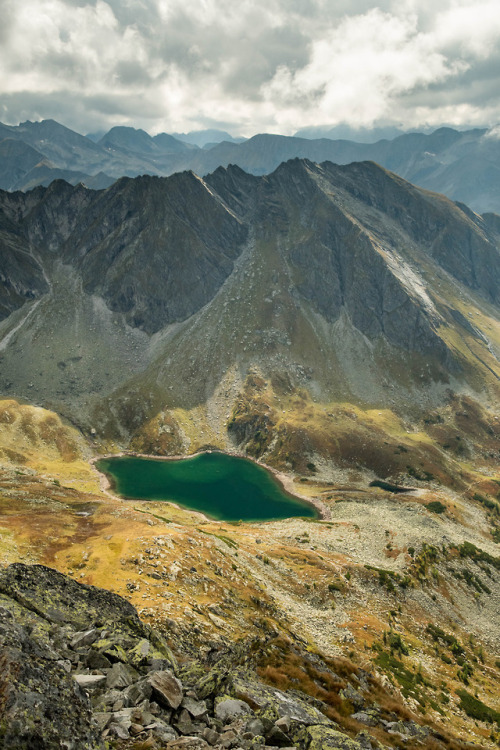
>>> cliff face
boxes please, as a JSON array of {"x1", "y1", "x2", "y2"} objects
[
  {"x1": 75, "y1": 173, "x2": 248, "y2": 333},
  {"x1": 0, "y1": 159, "x2": 498, "y2": 438},
  {"x1": 0, "y1": 211, "x2": 48, "y2": 321}
]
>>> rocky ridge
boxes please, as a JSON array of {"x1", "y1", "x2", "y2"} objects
[
  {"x1": 0, "y1": 159, "x2": 498, "y2": 439},
  {"x1": 0, "y1": 563, "x2": 477, "y2": 750},
  {"x1": 2, "y1": 120, "x2": 500, "y2": 214}
]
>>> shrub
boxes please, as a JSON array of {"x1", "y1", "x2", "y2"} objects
[
  {"x1": 425, "y1": 501, "x2": 446, "y2": 514},
  {"x1": 328, "y1": 581, "x2": 342, "y2": 592},
  {"x1": 407, "y1": 466, "x2": 434, "y2": 481},
  {"x1": 457, "y1": 689, "x2": 500, "y2": 725},
  {"x1": 388, "y1": 632, "x2": 409, "y2": 656},
  {"x1": 457, "y1": 542, "x2": 500, "y2": 571},
  {"x1": 473, "y1": 493, "x2": 499, "y2": 513},
  {"x1": 457, "y1": 662, "x2": 474, "y2": 685}
]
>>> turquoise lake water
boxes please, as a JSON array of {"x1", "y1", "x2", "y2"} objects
[{"x1": 96, "y1": 452, "x2": 317, "y2": 522}]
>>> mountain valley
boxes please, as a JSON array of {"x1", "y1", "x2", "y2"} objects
[{"x1": 0, "y1": 158, "x2": 499, "y2": 749}]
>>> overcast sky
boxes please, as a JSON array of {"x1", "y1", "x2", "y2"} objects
[{"x1": 1, "y1": 0, "x2": 500, "y2": 137}]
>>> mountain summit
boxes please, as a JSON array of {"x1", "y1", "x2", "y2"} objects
[{"x1": 0, "y1": 159, "x2": 498, "y2": 483}]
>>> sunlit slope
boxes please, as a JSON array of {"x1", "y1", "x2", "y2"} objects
[{"x1": 1, "y1": 397, "x2": 500, "y2": 748}]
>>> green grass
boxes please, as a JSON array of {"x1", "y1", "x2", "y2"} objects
[
  {"x1": 426, "y1": 623, "x2": 465, "y2": 657},
  {"x1": 456, "y1": 689, "x2": 500, "y2": 725},
  {"x1": 215, "y1": 535, "x2": 238, "y2": 549},
  {"x1": 197, "y1": 529, "x2": 238, "y2": 549},
  {"x1": 133, "y1": 506, "x2": 172, "y2": 523}
]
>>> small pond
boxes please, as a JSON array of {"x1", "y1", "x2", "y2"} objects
[{"x1": 96, "y1": 451, "x2": 318, "y2": 522}]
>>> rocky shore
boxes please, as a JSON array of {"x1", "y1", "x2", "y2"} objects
[{"x1": 91, "y1": 450, "x2": 329, "y2": 520}]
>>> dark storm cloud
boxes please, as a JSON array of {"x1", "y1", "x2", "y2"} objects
[{"x1": 1, "y1": 0, "x2": 499, "y2": 136}]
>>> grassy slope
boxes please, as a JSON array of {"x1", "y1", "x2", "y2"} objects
[{"x1": 1, "y1": 397, "x2": 500, "y2": 746}]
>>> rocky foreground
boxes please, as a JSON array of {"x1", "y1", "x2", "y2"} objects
[{"x1": 0, "y1": 563, "x2": 481, "y2": 750}]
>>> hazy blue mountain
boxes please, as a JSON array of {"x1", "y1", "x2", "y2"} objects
[
  {"x1": 0, "y1": 139, "x2": 46, "y2": 190},
  {"x1": 9, "y1": 119, "x2": 107, "y2": 172},
  {"x1": 294, "y1": 124, "x2": 407, "y2": 142},
  {"x1": 11, "y1": 164, "x2": 115, "y2": 192},
  {"x1": 153, "y1": 132, "x2": 198, "y2": 152},
  {"x1": 85, "y1": 129, "x2": 107, "y2": 143},
  {"x1": 180, "y1": 127, "x2": 500, "y2": 213},
  {"x1": 98, "y1": 126, "x2": 193, "y2": 155},
  {"x1": 1, "y1": 118, "x2": 500, "y2": 212},
  {"x1": 171, "y1": 129, "x2": 245, "y2": 147},
  {"x1": 99, "y1": 126, "x2": 160, "y2": 154}
]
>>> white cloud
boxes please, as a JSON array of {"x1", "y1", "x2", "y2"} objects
[
  {"x1": 0, "y1": 0, "x2": 500, "y2": 135},
  {"x1": 260, "y1": 5, "x2": 482, "y2": 131},
  {"x1": 431, "y1": 1, "x2": 500, "y2": 57}
]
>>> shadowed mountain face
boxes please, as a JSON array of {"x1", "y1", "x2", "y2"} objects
[{"x1": 0, "y1": 160, "x2": 498, "y2": 440}]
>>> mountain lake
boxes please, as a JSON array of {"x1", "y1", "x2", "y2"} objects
[{"x1": 96, "y1": 451, "x2": 318, "y2": 522}]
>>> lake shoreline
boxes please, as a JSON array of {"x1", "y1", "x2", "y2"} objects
[{"x1": 90, "y1": 449, "x2": 329, "y2": 522}]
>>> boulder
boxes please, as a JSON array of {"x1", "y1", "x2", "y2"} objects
[
  {"x1": 296, "y1": 725, "x2": 368, "y2": 750},
  {"x1": 123, "y1": 676, "x2": 153, "y2": 705},
  {"x1": 351, "y1": 711, "x2": 379, "y2": 727},
  {"x1": 106, "y1": 661, "x2": 140, "y2": 689},
  {"x1": 183, "y1": 696, "x2": 209, "y2": 719},
  {"x1": 0, "y1": 563, "x2": 140, "y2": 630},
  {"x1": 219, "y1": 728, "x2": 239, "y2": 748},
  {"x1": 244, "y1": 718, "x2": 266, "y2": 737},
  {"x1": 339, "y1": 684, "x2": 365, "y2": 711},
  {"x1": 275, "y1": 716, "x2": 291, "y2": 733},
  {"x1": 0, "y1": 614, "x2": 103, "y2": 749},
  {"x1": 93, "y1": 711, "x2": 112, "y2": 731},
  {"x1": 71, "y1": 628, "x2": 101, "y2": 649},
  {"x1": 149, "y1": 669, "x2": 184, "y2": 709},
  {"x1": 84, "y1": 649, "x2": 112, "y2": 670},
  {"x1": 147, "y1": 718, "x2": 178, "y2": 742},
  {"x1": 233, "y1": 676, "x2": 331, "y2": 727},
  {"x1": 201, "y1": 726, "x2": 221, "y2": 745},
  {"x1": 387, "y1": 719, "x2": 430, "y2": 738},
  {"x1": 73, "y1": 673, "x2": 107, "y2": 690},
  {"x1": 176, "y1": 707, "x2": 200, "y2": 735},
  {"x1": 266, "y1": 724, "x2": 293, "y2": 747},
  {"x1": 108, "y1": 721, "x2": 130, "y2": 739},
  {"x1": 215, "y1": 698, "x2": 254, "y2": 723},
  {"x1": 127, "y1": 637, "x2": 153, "y2": 666}
]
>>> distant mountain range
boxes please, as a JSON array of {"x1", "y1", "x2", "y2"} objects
[{"x1": 1, "y1": 119, "x2": 500, "y2": 213}]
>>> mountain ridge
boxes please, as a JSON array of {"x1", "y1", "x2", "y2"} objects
[
  {"x1": 0, "y1": 159, "x2": 498, "y2": 459},
  {"x1": 1, "y1": 119, "x2": 500, "y2": 213}
]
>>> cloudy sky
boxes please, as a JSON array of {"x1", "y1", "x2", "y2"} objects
[{"x1": 1, "y1": 0, "x2": 500, "y2": 137}]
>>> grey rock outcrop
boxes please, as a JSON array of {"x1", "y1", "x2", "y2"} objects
[
  {"x1": 0, "y1": 606, "x2": 102, "y2": 749},
  {"x1": 0, "y1": 564, "x2": 473, "y2": 750}
]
